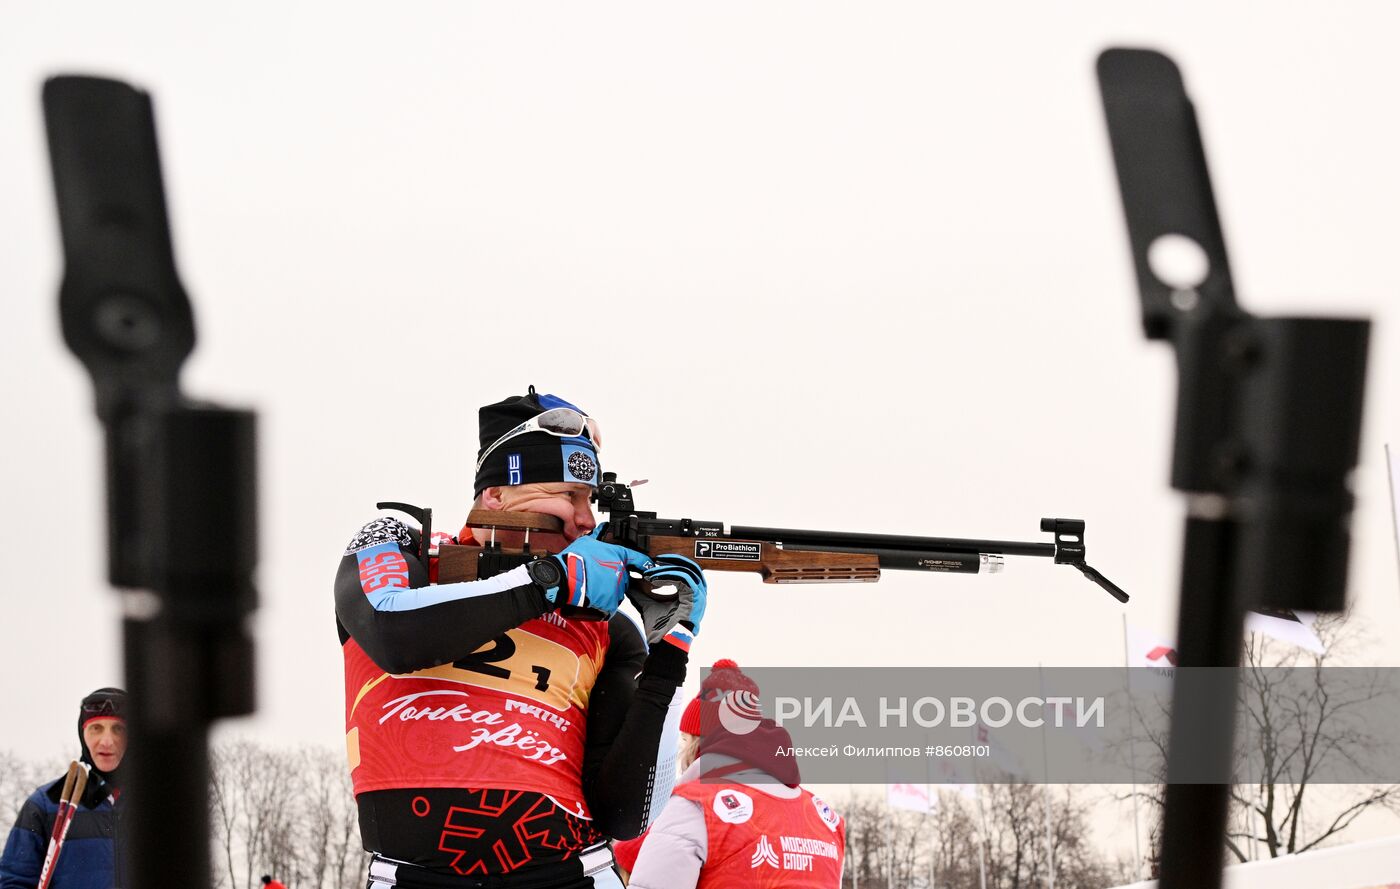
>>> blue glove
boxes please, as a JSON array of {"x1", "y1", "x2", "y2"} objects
[
  {"x1": 626, "y1": 553, "x2": 707, "y2": 651},
  {"x1": 545, "y1": 525, "x2": 654, "y2": 618}
]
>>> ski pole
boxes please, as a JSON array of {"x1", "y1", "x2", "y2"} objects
[{"x1": 37, "y1": 761, "x2": 88, "y2": 889}]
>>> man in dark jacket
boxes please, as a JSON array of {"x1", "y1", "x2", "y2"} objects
[{"x1": 0, "y1": 688, "x2": 128, "y2": 889}]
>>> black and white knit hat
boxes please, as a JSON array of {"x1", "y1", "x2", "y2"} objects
[{"x1": 473, "y1": 387, "x2": 601, "y2": 496}]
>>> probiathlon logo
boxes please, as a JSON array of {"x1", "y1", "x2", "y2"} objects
[
  {"x1": 694, "y1": 539, "x2": 762, "y2": 561},
  {"x1": 507, "y1": 453, "x2": 523, "y2": 485},
  {"x1": 750, "y1": 835, "x2": 780, "y2": 869},
  {"x1": 717, "y1": 689, "x2": 763, "y2": 736},
  {"x1": 567, "y1": 451, "x2": 597, "y2": 482}
]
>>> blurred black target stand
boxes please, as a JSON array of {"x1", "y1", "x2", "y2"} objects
[
  {"x1": 44, "y1": 76, "x2": 258, "y2": 886},
  {"x1": 1098, "y1": 49, "x2": 1370, "y2": 888}
]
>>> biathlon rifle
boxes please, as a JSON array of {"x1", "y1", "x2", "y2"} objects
[{"x1": 403, "y1": 473, "x2": 1129, "y2": 602}]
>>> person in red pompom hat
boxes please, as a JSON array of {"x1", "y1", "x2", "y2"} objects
[
  {"x1": 617, "y1": 661, "x2": 845, "y2": 888},
  {"x1": 682, "y1": 659, "x2": 758, "y2": 732}
]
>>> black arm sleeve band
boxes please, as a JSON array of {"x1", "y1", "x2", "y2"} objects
[
  {"x1": 334, "y1": 518, "x2": 550, "y2": 674},
  {"x1": 581, "y1": 617, "x2": 688, "y2": 839},
  {"x1": 14, "y1": 795, "x2": 52, "y2": 839}
]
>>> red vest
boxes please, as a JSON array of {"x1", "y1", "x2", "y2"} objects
[
  {"x1": 343, "y1": 612, "x2": 610, "y2": 816},
  {"x1": 672, "y1": 781, "x2": 845, "y2": 889}
]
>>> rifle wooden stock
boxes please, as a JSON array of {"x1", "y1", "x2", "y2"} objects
[{"x1": 437, "y1": 540, "x2": 880, "y2": 584}]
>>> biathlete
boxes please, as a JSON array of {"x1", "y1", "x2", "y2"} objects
[{"x1": 336, "y1": 389, "x2": 707, "y2": 889}]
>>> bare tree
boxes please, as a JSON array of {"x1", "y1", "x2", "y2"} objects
[
  {"x1": 980, "y1": 785, "x2": 1113, "y2": 889},
  {"x1": 0, "y1": 750, "x2": 67, "y2": 825},
  {"x1": 296, "y1": 746, "x2": 363, "y2": 889},
  {"x1": 838, "y1": 787, "x2": 1111, "y2": 889},
  {"x1": 209, "y1": 739, "x2": 366, "y2": 888},
  {"x1": 841, "y1": 794, "x2": 946, "y2": 889},
  {"x1": 1119, "y1": 613, "x2": 1400, "y2": 874},
  {"x1": 211, "y1": 738, "x2": 291, "y2": 889},
  {"x1": 210, "y1": 740, "x2": 248, "y2": 888},
  {"x1": 983, "y1": 784, "x2": 1044, "y2": 887},
  {"x1": 840, "y1": 794, "x2": 891, "y2": 888},
  {"x1": 929, "y1": 791, "x2": 983, "y2": 888},
  {"x1": 1227, "y1": 616, "x2": 1400, "y2": 861},
  {"x1": 1043, "y1": 787, "x2": 1116, "y2": 887}
]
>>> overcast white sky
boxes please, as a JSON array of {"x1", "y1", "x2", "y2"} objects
[{"x1": 4, "y1": 0, "x2": 1400, "y2": 855}]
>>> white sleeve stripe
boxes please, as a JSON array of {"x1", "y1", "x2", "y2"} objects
[{"x1": 366, "y1": 565, "x2": 533, "y2": 612}]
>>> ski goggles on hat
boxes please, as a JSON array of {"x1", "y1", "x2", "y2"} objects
[
  {"x1": 81, "y1": 699, "x2": 125, "y2": 727},
  {"x1": 82, "y1": 698, "x2": 122, "y2": 718},
  {"x1": 475, "y1": 408, "x2": 601, "y2": 474}
]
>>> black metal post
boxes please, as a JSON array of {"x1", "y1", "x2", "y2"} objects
[
  {"x1": 1156, "y1": 517, "x2": 1243, "y2": 885},
  {"x1": 43, "y1": 75, "x2": 258, "y2": 887},
  {"x1": 1097, "y1": 48, "x2": 1369, "y2": 889}
]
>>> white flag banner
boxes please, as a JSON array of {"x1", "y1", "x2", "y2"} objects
[
  {"x1": 973, "y1": 722, "x2": 1027, "y2": 778},
  {"x1": 1043, "y1": 690, "x2": 1107, "y2": 752},
  {"x1": 887, "y1": 782, "x2": 932, "y2": 813},
  {"x1": 1124, "y1": 622, "x2": 1178, "y2": 688},
  {"x1": 949, "y1": 783, "x2": 978, "y2": 801},
  {"x1": 930, "y1": 756, "x2": 978, "y2": 800},
  {"x1": 1246, "y1": 608, "x2": 1325, "y2": 655}
]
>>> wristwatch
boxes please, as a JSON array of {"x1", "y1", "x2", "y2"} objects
[{"x1": 525, "y1": 557, "x2": 564, "y2": 605}]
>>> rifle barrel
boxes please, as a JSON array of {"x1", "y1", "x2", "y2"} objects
[{"x1": 730, "y1": 525, "x2": 1056, "y2": 559}]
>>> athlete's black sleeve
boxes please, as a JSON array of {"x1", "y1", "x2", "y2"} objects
[
  {"x1": 334, "y1": 516, "x2": 550, "y2": 674},
  {"x1": 581, "y1": 615, "x2": 688, "y2": 839}
]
